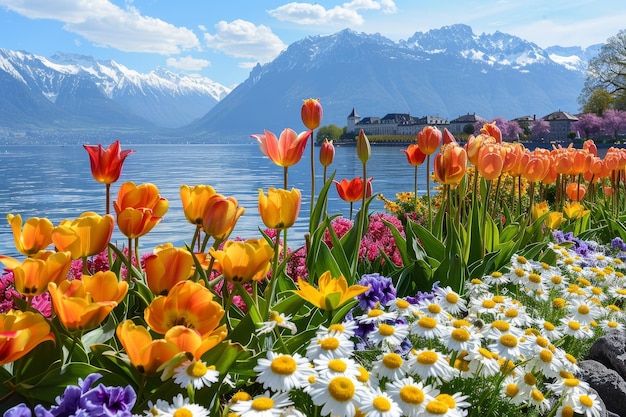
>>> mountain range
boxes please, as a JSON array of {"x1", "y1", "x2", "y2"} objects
[{"x1": 0, "y1": 24, "x2": 601, "y2": 143}]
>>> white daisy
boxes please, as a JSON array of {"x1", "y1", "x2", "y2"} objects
[
  {"x1": 573, "y1": 392, "x2": 603, "y2": 417},
  {"x1": 482, "y1": 271, "x2": 511, "y2": 287},
  {"x1": 496, "y1": 302, "x2": 531, "y2": 328},
  {"x1": 313, "y1": 355, "x2": 361, "y2": 379},
  {"x1": 408, "y1": 349, "x2": 457, "y2": 382},
  {"x1": 370, "y1": 352, "x2": 407, "y2": 382},
  {"x1": 465, "y1": 278, "x2": 491, "y2": 298},
  {"x1": 410, "y1": 316, "x2": 445, "y2": 340},
  {"x1": 434, "y1": 286, "x2": 467, "y2": 315},
  {"x1": 172, "y1": 360, "x2": 219, "y2": 390},
  {"x1": 441, "y1": 325, "x2": 482, "y2": 353},
  {"x1": 527, "y1": 388, "x2": 552, "y2": 413},
  {"x1": 557, "y1": 317, "x2": 594, "y2": 339},
  {"x1": 466, "y1": 347, "x2": 501, "y2": 378},
  {"x1": 154, "y1": 394, "x2": 210, "y2": 417},
  {"x1": 567, "y1": 298, "x2": 602, "y2": 324},
  {"x1": 254, "y1": 351, "x2": 313, "y2": 391},
  {"x1": 386, "y1": 377, "x2": 438, "y2": 417},
  {"x1": 368, "y1": 322, "x2": 409, "y2": 350},
  {"x1": 229, "y1": 391, "x2": 293, "y2": 417},
  {"x1": 386, "y1": 298, "x2": 420, "y2": 318},
  {"x1": 308, "y1": 374, "x2": 368, "y2": 417},
  {"x1": 256, "y1": 311, "x2": 297, "y2": 335},
  {"x1": 317, "y1": 320, "x2": 358, "y2": 339},
  {"x1": 416, "y1": 300, "x2": 453, "y2": 322},
  {"x1": 487, "y1": 332, "x2": 524, "y2": 361},
  {"x1": 359, "y1": 388, "x2": 402, "y2": 417},
  {"x1": 534, "y1": 319, "x2": 563, "y2": 341},
  {"x1": 306, "y1": 334, "x2": 354, "y2": 360},
  {"x1": 357, "y1": 307, "x2": 398, "y2": 324},
  {"x1": 599, "y1": 319, "x2": 624, "y2": 332}
]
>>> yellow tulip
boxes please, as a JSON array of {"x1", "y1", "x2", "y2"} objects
[
  {"x1": 180, "y1": 184, "x2": 217, "y2": 225},
  {"x1": 531, "y1": 202, "x2": 550, "y2": 222},
  {"x1": 209, "y1": 238, "x2": 274, "y2": 283},
  {"x1": 545, "y1": 212, "x2": 565, "y2": 230},
  {"x1": 258, "y1": 187, "x2": 301, "y2": 230},
  {"x1": 82, "y1": 271, "x2": 128, "y2": 304},
  {"x1": 51, "y1": 212, "x2": 114, "y2": 259},
  {"x1": 7, "y1": 214, "x2": 54, "y2": 256},
  {"x1": 0, "y1": 310, "x2": 55, "y2": 365},
  {"x1": 144, "y1": 280, "x2": 225, "y2": 339},
  {"x1": 144, "y1": 245, "x2": 194, "y2": 295},
  {"x1": 9, "y1": 251, "x2": 72, "y2": 297},
  {"x1": 294, "y1": 271, "x2": 369, "y2": 311},
  {"x1": 563, "y1": 202, "x2": 588, "y2": 220},
  {"x1": 48, "y1": 275, "x2": 126, "y2": 331},
  {"x1": 116, "y1": 320, "x2": 179, "y2": 375}
]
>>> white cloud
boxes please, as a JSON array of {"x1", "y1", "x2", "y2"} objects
[
  {"x1": 0, "y1": 0, "x2": 199, "y2": 54},
  {"x1": 267, "y1": 0, "x2": 397, "y2": 25},
  {"x1": 166, "y1": 55, "x2": 211, "y2": 71},
  {"x1": 204, "y1": 19, "x2": 286, "y2": 63}
]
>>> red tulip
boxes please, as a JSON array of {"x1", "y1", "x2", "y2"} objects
[
  {"x1": 334, "y1": 177, "x2": 372, "y2": 203},
  {"x1": 320, "y1": 138, "x2": 335, "y2": 167},
  {"x1": 83, "y1": 141, "x2": 134, "y2": 185},
  {"x1": 403, "y1": 144, "x2": 427, "y2": 166}
]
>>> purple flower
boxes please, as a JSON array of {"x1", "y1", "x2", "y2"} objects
[
  {"x1": 80, "y1": 384, "x2": 136, "y2": 417},
  {"x1": 357, "y1": 273, "x2": 396, "y2": 310},
  {"x1": 4, "y1": 404, "x2": 32, "y2": 417}
]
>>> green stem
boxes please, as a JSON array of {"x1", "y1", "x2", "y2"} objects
[
  {"x1": 190, "y1": 225, "x2": 201, "y2": 253},
  {"x1": 351, "y1": 162, "x2": 368, "y2": 278},
  {"x1": 426, "y1": 155, "x2": 432, "y2": 231},
  {"x1": 82, "y1": 256, "x2": 89, "y2": 275},
  {"x1": 134, "y1": 237, "x2": 141, "y2": 275},
  {"x1": 105, "y1": 183, "x2": 110, "y2": 215},
  {"x1": 413, "y1": 165, "x2": 418, "y2": 215},
  {"x1": 310, "y1": 129, "x2": 315, "y2": 226},
  {"x1": 126, "y1": 237, "x2": 132, "y2": 283},
  {"x1": 265, "y1": 231, "x2": 282, "y2": 319}
]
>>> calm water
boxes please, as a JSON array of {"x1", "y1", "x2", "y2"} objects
[{"x1": 0, "y1": 142, "x2": 427, "y2": 257}]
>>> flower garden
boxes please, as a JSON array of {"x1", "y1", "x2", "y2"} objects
[{"x1": 2, "y1": 99, "x2": 626, "y2": 417}]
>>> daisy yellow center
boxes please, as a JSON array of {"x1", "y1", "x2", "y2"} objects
[
  {"x1": 427, "y1": 304, "x2": 441, "y2": 314},
  {"x1": 505, "y1": 309, "x2": 518, "y2": 318},
  {"x1": 379, "y1": 323, "x2": 395, "y2": 336},
  {"x1": 491, "y1": 320, "x2": 510, "y2": 332},
  {"x1": 505, "y1": 384, "x2": 519, "y2": 397},
  {"x1": 560, "y1": 405, "x2": 575, "y2": 417},
  {"x1": 551, "y1": 276, "x2": 563, "y2": 284},
  {"x1": 592, "y1": 287, "x2": 603, "y2": 295},
  {"x1": 271, "y1": 356, "x2": 297, "y2": 375},
  {"x1": 399, "y1": 386, "x2": 424, "y2": 404},
  {"x1": 524, "y1": 372, "x2": 537, "y2": 385},
  {"x1": 536, "y1": 336, "x2": 549, "y2": 347},
  {"x1": 608, "y1": 304, "x2": 621, "y2": 312},
  {"x1": 553, "y1": 298, "x2": 566, "y2": 308},
  {"x1": 231, "y1": 392, "x2": 252, "y2": 402},
  {"x1": 452, "y1": 319, "x2": 471, "y2": 328},
  {"x1": 528, "y1": 273, "x2": 541, "y2": 284},
  {"x1": 368, "y1": 309, "x2": 384, "y2": 317},
  {"x1": 436, "y1": 394, "x2": 456, "y2": 408},
  {"x1": 471, "y1": 278, "x2": 483, "y2": 284},
  {"x1": 577, "y1": 305, "x2": 590, "y2": 315},
  {"x1": 500, "y1": 334, "x2": 518, "y2": 348},
  {"x1": 382, "y1": 353, "x2": 403, "y2": 369},
  {"x1": 418, "y1": 317, "x2": 437, "y2": 329},
  {"x1": 572, "y1": 266, "x2": 582, "y2": 273},
  {"x1": 565, "y1": 353, "x2": 577, "y2": 364},
  {"x1": 564, "y1": 258, "x2": 574, "y2": 265},
  {"x1": 319, "y1": 337, "x2": 340, "y2": 350},
  {"x1": 540, "y1": 262, "x2": 550, "y2": 270},
  {"x1": 328, "y1": 324, "x2": 345, "y2": 333},
  {"x1": 577, "y1": 278, "x2": 591, "y2": 287},
  {"x1": 564, "y1": 378, "x2": 580, "y2": 387},
  {"x1": 451, "y1": 328, "x2": 470, "y2": 342},
  {"x1": 395, "y1": 299, "x2": 410, "y2": 309},
  {"x1": 478, "y1": 347, "x2": 493, "y2": 359},
  {"x1": 491, "y1": 271, "x2": 503, "y2": 278},
  {"x1": 372, "y1": 396, "x2": 392, "y2": 412},
  {"x1": 580, "y1": 395, "x2": 593, "y2": 407},
  {"x1": 617, "y1": 289, "x2": 626, "y2": 295},
  {"x1": 187, "y1": 361, "x2": 208, "y2": 378},
  {"x1": 482, "y1": 299, "x2": 496, "y2": 309},
  {"x1": 492, "y1": 295, "x2": 504, "y2": 303},
  {"x1": 251, "y1": 398, "x2": 274, "y2": 411},
  {"x1": 328, "y1": 359, "x2": 347, "y2": 373},
  {"x1": 425, "y1": 400, "x2": 449, "y2": 414},
  {"x1": 530, "y1": 389, "x2": 544, "y2": 402},
  {"x1": 539, "y1": 349, "x2": 553, "y2": 363},
  {"x1": 568, "y1": 321, "x2": 581, "y2": 331},
  {"x1": 328, "y1": 377, "x2": 355, "y2": 402},
  {"x1": 517, "y1": 255, "x2": 527, "y2": 264},
  {"x1": 173, "y1": 409, "x2": 193, "y2": 417},
  {"x1": 445, "y1": 293, "x2": 459, "y2": 303},
  {"x1": 357, "y1": 366, "x2": 369, "y2": 382},
  {"x1": 416, "y1": 351, "x2": 438, "y2": 365},
  {"x1": 607, "y1": 321, "x2": 619, "y2": 328},
  {"x1": 514, "y1": 268, "x2": 525, "y2": 277}
]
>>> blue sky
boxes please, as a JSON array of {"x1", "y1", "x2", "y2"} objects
[{"x1": 1, "y1": 0, "x2": 624, "y2": 88}]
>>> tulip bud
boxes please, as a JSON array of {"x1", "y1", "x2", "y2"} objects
[
  {"x1": 301, "y1": 98, "x2": 323, "y2": 130},
  {"x1": 319, "y1": 138, "x2": 335, "y2": 167},
  {"x1": 417, "y1": 126, "x2": 442, "y2": 155},
  {"x1": 357, "y1": 129, "x2": 370, "y2": 164}
]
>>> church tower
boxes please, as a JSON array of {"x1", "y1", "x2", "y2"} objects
[{"x1": 347, "y1": 108, "x2": 360, "y2": 134}]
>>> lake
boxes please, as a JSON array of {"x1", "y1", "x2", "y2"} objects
[{"x1": 0, "y1": 142, "x2": 427, "y2": 257}]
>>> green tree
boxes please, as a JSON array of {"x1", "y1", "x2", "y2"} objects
[
  {"x1": 580, "y1": 29, "x2": 626, "y2": 111},
  {"x1": 582, "y1": 89, "x2": 614, "y2": 115},
  {"x1": 316, "y1": 124, "x2": 344, "y2": 144}
]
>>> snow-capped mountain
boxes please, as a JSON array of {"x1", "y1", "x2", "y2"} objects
[
  {"x1": 0, "y1": 49, "x2": 230, "y2": 129},
  {"x1": 189, "y1": 25, "x2": 599, "y2": 140}
]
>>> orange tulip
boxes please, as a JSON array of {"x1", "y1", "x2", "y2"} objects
[
  {"x1": 258, "y1": 187, "x2": 301, "y2": 230},
  {"x1": 7, "y1": 214, "x2": 54, "y2": 256},
  {"x1": 114, "y1": 182, "x2": 169, "y2": 239},
  {"x1": 9, "y1": 251, "x2": 72, "y2": 297},
  {"x1": 301, "y1": 98, "x2": 323, "y2": 130},
  {"x1": 0, "y1": 310, "x2": 54, "y2": 365},
  {"x1": 180, "y1": 184, "x2": 217, "y2": 225},
  {"x1": 251, "y1": 128, "x2": 311, "y2": 167},
  {"x1": 476, "y1": 143, "x2": 504, "y2": 181},
  {"x1": 51, "y1": 212, "x2": 114, "y2": 259},
  {"x1": 144, "y1": 280, "x2": 226, "y2": 339},
  {"x1": 443, "y1": 128, "x2": 457, "y2": 145},
  {"x1": 209, "y1": 238, "x2": 274, "y2": 283},
  {"x1": 48, "y1": 274, "x2": 126, "y2": 331},
  {"x1": 480, "y1": 121, "x2": 502, "y2": 143},
  {"x1": 508, "y1": 145, "x2": 531, "y2": 178},
  {"x1": 83, "y1": 140, "x2": 134, "y2": 185},
  {"x1": 433, "y1": 143, "x2": 467, "y2": 185},
  {"x1": 417, "y1": 126, "x2": 442, "y2": 155},
  {"x1": 583, "y1": 139, "x2": 598, "y2": 157},
  {"x1": 566, "y1": 183, "x2": 587, "y2": 202},
  {"x1": 465, "y1": 134, "x2": 495, "y2": 166},
  {"x1": 116, "y1": 320, "x2": 180, "y2": 375},
  {"x1": 334, "y1": 178, "x2": 371, "y2": 203},
  {"x1": 319, "y1": 138, "x2": 335, "y2": 167},
  {"x1": 570, "y1": 149, "x2": 592, "y2": 176},
  {"x1": 201, "y1": 194, "x2": 245, "y2": 240},
  {"x1": 145, "y1": 245, "x2": 194, "y2": 295},
  {"x1": 165, "y1": 324, "x2": 228, "y2": 360},
  {"x1": 522, "y1": 154, "x2": 550, "y2": 183},
  {"x1": 403, "y1": 144, "x2": 427, "y2": 166}
]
